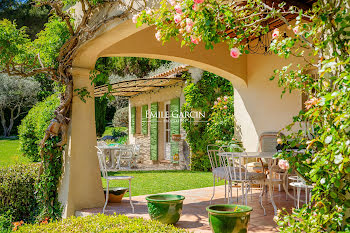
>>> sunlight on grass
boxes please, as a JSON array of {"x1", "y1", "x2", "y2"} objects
[
  {"x1": 0, "y1": 138, "x2": 30, "y2": 167},
  {"x1": 101, "y1": 170, "x2": 224, "y2": 197}
]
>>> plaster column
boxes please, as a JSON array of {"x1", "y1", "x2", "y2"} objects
[{"x1": 58, "y1": 67, "x2": 105, "y2": 217}]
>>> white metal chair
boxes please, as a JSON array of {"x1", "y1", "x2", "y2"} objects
[
  {"x1": 207, "y1": 144, "x2": 230, "y2": 204},
  {"x1": 96, "y1": 147, "x2": 134, "y2": 213},
  {"x1": 218, "y1": 145, "x2": 267, "y2": 214},
  {"x1": 131, "y1": 144, "x2": 140, "y2": 168},
  {"x1": 289, "y1": 176, "x2": 313, "y2": 209},
  {"x1": 259, "y1": 132, "x2": 286, "y2": 192},
  {"x1": 115, "y1": 145, "x2": 134, "y2": 170}
]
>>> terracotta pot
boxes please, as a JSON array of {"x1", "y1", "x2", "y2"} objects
[
  {"x1": 146, "y1": 194, "x2": 185, "y2": 224},
  {"x1": 104, "y1": 188, "x2": 128, "y2": 203},
  {"x1": 206, "y1": 204, "x2": 252, "y2": 233}
]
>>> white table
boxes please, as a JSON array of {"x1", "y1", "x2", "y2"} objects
[
  {"x1": 98, "y1": 145, "x2": 122, "y2": 169},
  {"x1": 218, "y1": 151, "x2": 282, "y2": 215}
]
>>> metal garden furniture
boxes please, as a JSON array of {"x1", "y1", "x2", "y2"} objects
[
  {"x1": 218, "y1": 147, "x2": 267, "y2": 214},
  {"x1": 96, "y1": 146, "x2": 134, "y2": 213},
  {"x1": 207, "y1": 144, "x2": 231, "y2": 204}
]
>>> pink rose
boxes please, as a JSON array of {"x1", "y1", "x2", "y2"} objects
[
  {"x1": 174, "y1": 4, "x2": 183, "y2": 14},
  {"x1": 217, "y1": 97, "x2": 221, "y2": 102},
  {"x1": 192, "y1": 4, "x2": 199, "y2": 11},
  {"x1": 174, "y1": 14, "x2": 181, "y2": 24},
  {"x1": 190, "y1": 35, "x2": 200, "y2": 44},
  {"x1": 214, "y1": 101, "x2": 218, "y2": 105},
  {"x1": 272, "y1": 28, "x2": 280, "y2": 39},
  {"x1": 169, "y1": 0, "x2": 176, "y2": 6},
  {"x1": 278, "y1": 159, "x2": 290, "y2": 170},
  {"x1": 223, "y1": 96, "x2": 228, "y2": 101},
  {"x1": 155, "y1": 31, "x2": 161, "y2": 41},
  {"x1": 186, "y1": 18, "x2": 194, "y2": 27},
  {"x1": 230, "y1": 47, "x2": 241, "y2": 58},
  {"x1": 223, "y1": 105, "x2": 227, "y2": 109},
  {"x1": 293, "y1": 26, "x2": 299, "y2": 34},
  {"x1": 193, "y1": 0, "x2": 204, "y2": 4},
  {"x1": 186, "y1": 25, "x2": 192, "y2": 33},
  {"x1": 132, "y1": 14, "x2": 138, "y2": 24},
  {"x1": 277, "y1": 138, "x2": 283, "y2": 144}
]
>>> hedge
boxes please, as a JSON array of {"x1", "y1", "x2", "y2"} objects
[
  {"x1": 17, "y1": 214, "x2": 188, "y2": 232},
  {"x1": 0, "y1": 164, "x2": 39, "y2": 222},
  {"x1": 18, "y1": 94, "x2": 60, "y2": 162}
]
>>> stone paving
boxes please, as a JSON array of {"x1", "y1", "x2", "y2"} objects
[{"x1": 77, "y1": 185, "x2": 296, "y2": 232}]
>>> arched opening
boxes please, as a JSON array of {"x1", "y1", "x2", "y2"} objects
[{"x1": 60, "y1": 19, "x2": 302, "y2": 217}]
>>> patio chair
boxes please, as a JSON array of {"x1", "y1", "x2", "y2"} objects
[
  {"x1": 259, "y1": 132, "x2": 287, "y2": 195},
  {"x1": 116, "y1": 145, "x2": 134, "y2": 170},
  {"x1": 130, "y1": 144, "x2": 140, "y2": 168},
  {"x1": 218, "y1": 145, "x2": 267, "y2": 214},
  {"x1": 207, "y1": 144, "x2": 230, "y2": 204},
  {"x1": 96, "y1": 146, "x2": 134, "y2": 213}
]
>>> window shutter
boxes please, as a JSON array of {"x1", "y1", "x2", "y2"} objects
[
  {"x1": 142, "y1": 105, "x2": 148, "y2": 135},
  {"x1": 170, "y1": 98, "x2": 180, "y2": 163},
  {"x1": 131, "y1": 106, "x2": 136, "y2": 134},
  {"x1": 150, "y1": 102, "x2": 158, "y2": 161}
]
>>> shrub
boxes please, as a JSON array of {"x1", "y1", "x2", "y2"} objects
[
  {"x1": 0, "y1": 211, "x2": 13, "y2": 233},
  {"x1": 0, "y1": 164, "x2": 39, "y2": 222},
  {"x1": 111, "y1": 127, "x2": 127, "y2": 138},
  {"x1": 112, "y1": 107, "x2": 128, "y2": 127},
  {"x1": 18, "y1": 94, "x2": 60, "y2": 162},
  {"x1": 17, "y1": 214, "x2": 188, "y2": 232}
]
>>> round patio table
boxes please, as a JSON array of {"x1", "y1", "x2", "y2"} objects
[{"x1": 97, "y1": 145, "x2": 122, "y2": 169}]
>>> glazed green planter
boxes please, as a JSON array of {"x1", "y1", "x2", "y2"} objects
[
  {"x1": 145, "y1": 194, "x2": 185, "y2": 224},
  {"x1": 206, "y1": 204, "x2": 252, "y2": 233}
]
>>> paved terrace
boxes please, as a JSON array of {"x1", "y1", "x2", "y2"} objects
[{"x1": 77, "y1": 186, "x2": 295, "y2": 232}]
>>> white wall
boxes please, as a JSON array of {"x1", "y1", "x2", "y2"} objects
[{"x1": 234, "y1": 54, "x2": 302, "y2": 151}]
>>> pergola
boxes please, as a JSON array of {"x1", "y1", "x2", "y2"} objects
[{"x1": 94, "y1": 65, "x2": 189, "y2": 97}]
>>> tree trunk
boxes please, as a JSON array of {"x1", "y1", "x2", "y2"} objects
[
  {"x1": 0, "y1": 109, "x2": 9, "y2": 137},
  {"x1": 6, "y1": 108, "x2": 15, "y2": 137}
]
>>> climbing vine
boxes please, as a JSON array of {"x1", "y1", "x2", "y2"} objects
[
  {"x1": 182, "y1": 71, "x2": 234, "y2": 171},
  {"x1": 138, "y1": 0, "x2": 349, "y2": 231}
]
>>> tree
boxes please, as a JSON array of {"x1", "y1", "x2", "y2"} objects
[
  {"x1": 0, "y1": 0, "x2": 145, "y2": 219},
  {"x1": 0, "y1": 0, "x2": 49, "y2": 40},
  {"x1": 111, "y1": 57, "x2": 170, "y2": 78},
  {"x1": 0, "y1": 74, "x2": 40, "y2": 136},
  {"x1": 138, "y1": 0, "x2": 349, "y2": 231}
]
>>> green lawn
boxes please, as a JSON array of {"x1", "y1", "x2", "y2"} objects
[
  {"x1": 102, "y1": 170, "x2": 224, "y2": 197},
  {"x1": 0, "y1": 137, "x2": 220, "y2": 196},
  {"x1": 0, "y1": 138, "x2": 30, "y2": 167}
]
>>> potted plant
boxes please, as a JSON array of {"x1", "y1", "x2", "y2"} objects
[
  {"x1": 104, "y1": 187, "x2": 128, "y2": 203},
  {"x1": 206, "y1": 204, "x2": 252, "y2": 233},
  {"x1": 145, "y1": 194, "x2": 185, "y2": 224}
]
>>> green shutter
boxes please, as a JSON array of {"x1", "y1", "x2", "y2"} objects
[
  {"x1": 142, "y1": 105, "x2": 148, "y2": 135},
  {"x1": 131, "y1": 106, "x2": 136, "y2": 134},
  {"x1": 150, "y1": 102, "x2": 158, "y2": 161},
  {"x1": 170, "y1": 98, "x2": 180, "y2": 163}
]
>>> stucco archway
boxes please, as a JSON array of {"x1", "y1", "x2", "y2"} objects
[{"x1": 60, "y1": 18, "x2": 302, "y2": 217}]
